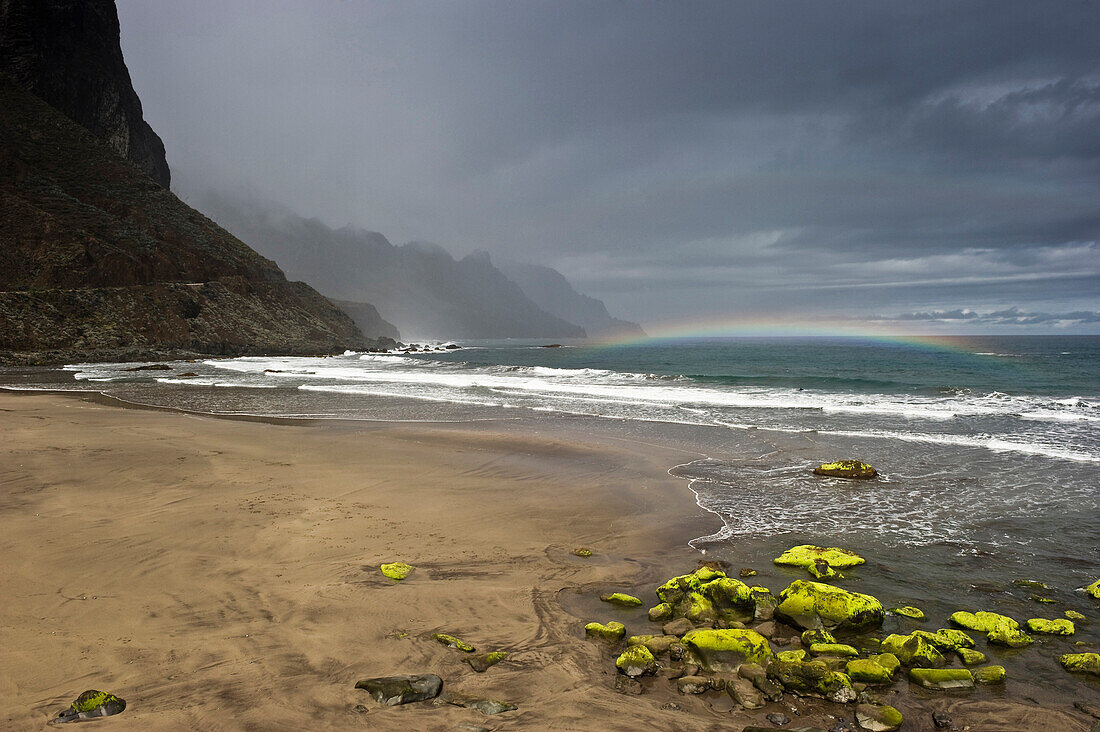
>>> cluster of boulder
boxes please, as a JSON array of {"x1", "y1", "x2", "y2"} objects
[{"x1": 585, "y1": 547, "x2": 1099, "y2": 731}]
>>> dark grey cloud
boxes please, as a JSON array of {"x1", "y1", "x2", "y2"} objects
[{"x1": 116, "y1": 0, "x2": 1100, "y2": 332}]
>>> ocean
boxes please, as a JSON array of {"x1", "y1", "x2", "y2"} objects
[{"x1": 6, "y1": 335, "x2": 1099, "y2": 694}]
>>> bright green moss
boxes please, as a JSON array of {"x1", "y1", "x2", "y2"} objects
[
  {"x1": 813, "y1": 460, "x2": 878, "y2": 479},
  {"x1": 432, "y1": 633, "x2": 475, "y2": 652},
  {"x1": 615, "y1": 644, "x2": 657, "y2": 677},
  {"x1": 380, "y1": 562, "x2": 413, "y2": 580},
  {"x1": 974, "y1": 665, "x2": 1006, "y2": 684},
  {"x1": 957, "y1": 648, "x2": 986, "y2": 665},
  {"x1": 908, "y1": 667, "x2": 974, "y2": 689},
  {"x1": 1065, "y1": 610, "x2": 1086, "y2": 621},
  {"x1": 774, "y1": 545, "x2": 866, "y2": 570},
  {"x1": 648, "y1": 602, "x2": 673, "y2": 622},
  {"x1": 810, "y1": 642, "x2": 859, "y2": 658},
  {"x1": 584, "y1": 621, "x2": 626, "y2": 641},
  {"x1": 801, "y1": 628, "x2": 837, "y2": 646},
  {"x1": 767, "y1": 658, "x2": 855, "y2": 702},
  {"x1": 845, "y1": 658, "x2": 894, "y2": 684},
  {"x1": 949, "y1": 610, "x2": 1018, "y2": 632},
  {"x1": 572, "y1": 547, "x2": 592, "y2": 557},
  {"x1": 890, "y1": 606, "x2": 925, "y2": 620},
  {"x1": 1084, "y1": 580, "x2": 1100, "y2": 599},
  {"x1": 775, "y1": 580, "x2": 884, "y2": 632},
  {"x1": 72, "y1": 691, "x2": 122, "y2": 713},
  {"x1": 1060, "y1": 652, "x2": 1100, "y2": 676},
  {"x1": 601, "y1": 592, "x2": 643, "y2": 607},
  {"x1": 1027, "y1": 618, "x2": 1075, "y2": 635},
  {"x1": 681, "y1": 628, "x2": 773, "y2": 672},
  {"x1": 880, "y1": 633, "x2": 945, "y2": 668}
]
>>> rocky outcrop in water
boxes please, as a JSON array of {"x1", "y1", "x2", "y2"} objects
[{"x1": 0, "y1": 0, "x2": 170, "y2": 188}]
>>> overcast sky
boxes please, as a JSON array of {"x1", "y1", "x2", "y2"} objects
[{"x1": 116, "y1": 1, "x2": 1100, "y2": 334}]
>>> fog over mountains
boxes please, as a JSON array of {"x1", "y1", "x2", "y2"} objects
[{"x1": 195, "y1": 192, "x2": 642, "y2": 341}]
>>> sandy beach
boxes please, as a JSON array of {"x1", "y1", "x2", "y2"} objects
[{"x1": 0, "y1": 391, "x2": 1094, "y2": 731}]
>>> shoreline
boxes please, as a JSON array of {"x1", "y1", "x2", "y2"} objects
[{"x1": 0, "y1": 390, "x2": 1095, "y2": 730}]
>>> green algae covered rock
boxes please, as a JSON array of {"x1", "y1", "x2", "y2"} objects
[
  {"x1": 585, "y1": 621, "x2": 626, "y2": 641},
  {"x1": 846, "y1": 657, "x2": 895, "y2": 684},
  {"x1": 572, "y1": 547, "x2": 593, "y2": 557},
  {"x1": 616, "y1": 644, "x2": 657, "y2": 677},
  {"x1": 1065, "y1": 610, "x2": 1086, "y2": 621},
  {"x1": 777, "y1": 580, "x2": 884, "y2": 632},
  {"x1": 889, "y1": 606, "x2": 925, "y2": 620},
  {"x1": 767, "y1": 658, "x2": 856, "y2": 702},
  {"x1": 681, "y1": 628, "x2": 773, "y2": 672},
  {"x1": 380, "y1": 562, "x2": 414, "y2": 581},
  {"x1": 1060, "y1": 652, "x2": 1100, "y2": 676},
  {"x1": 951, "y1": 610, "x2": 1033, "y2": 647},
  {"x1": 432, "y1": 633, "x2": 475, "y2": 652},
  {"x1": 802, "y1": 628, "x2": 838, "y2": 646},
  {"x1": 912, "y1": 629, "x2": 974, "y2": 652},
  {"x1": 1013, "y1": 579, "x2": 1050, "y2": 590},
  {"x1": 777, "y1": 649, "x2": 809, "y2": 662},
  {"x1": 957, "y1": 648, "x2": 986, "y2": 666},
  {"x1": 466, "y1": 651, "x2": 507, "y2": 673},
  {"x1": 1030, "y1": 594, "x2": 1056, "y2": 604},
  {"x1": 855, "y1": 703, "x2": 903, "y2": 732},
  {"x1": 880, "y1": 633, "x2": 945, "y2": 668},
  {"x1": 1083, "y1": 580, "x2": 1100, "y2": 599},
  {"x1": 601, "y1": 592, "x2": 643, "y2": 607},
  {"x1": 356, "y1": 674, "x2": 443, "y2": 705},
  {"x1": 908, "y1": 667, "x2": 974, "y2": 690},
  {"x1": 648, "y1": 602, "x2": 673, "y2": 622},
  {"x1": 1027, "y1": 618, "x2": 1075, "y2": 635},
  {"x1": 810, "y1": 643, "x2": 859, "y2": 658},
  {"x1": 53, "y1": 690, "x2": 126, "y2": 724},
  {"x1": 813, "y1": 460, "x2": 878, "y2": 479},
  {"x1": 808, "y1": 560, "x2": 843, "y2": 580},
  {"x1": 974, "y1": 665, "x2": 1006, "y2": 684},
  {"x1": 774, "y1": 545, "x2": 866, "y2": 570}
]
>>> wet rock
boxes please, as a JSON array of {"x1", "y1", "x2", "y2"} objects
[
  {"x1": 950, "y1": 610, "x2": 1033, "y2": 646},
  {"x1": 1027, "y1": 617, "x2": 1075, "y2": 635},
  {"x1": 932, "y1": 710, "x2": 953, "y2": 728},
  {"x1": 585, "y1": 621, "x2": 626, "y2": 641},
  {"x1": 380, "y1": 562, "x2": 413, "y2": 581},
  {"x1": 774, "y1": 545, "x2": 866, "y2": 574},
  {"x1": 907, "y1": 668, "x2": 974, "y2": 690},
  {"x1": 355, "y1": 674, "x2": 443, "y2": 705},
  {"x1": 681, "y1": 628, "x2": 773, "y2": 672},
  {"x1": 973, "y1": 665, "x2": 1006, "y2": 684},
  {"x1": 914, "y1": 628, "x2": 975, "y2": 652},
  {"x1": 432, "y1": 633, "x2": 475, "y2": 652},
  {"x1": 613, "y1": 675, "x2": 643, "y2": 695},
  {"x1": 676, "y1": 675, "x2": 710, "y2": 694},
  {"x1": 956, "y1": 648, "x2": 986, "y2": 665},
  {"x1": 888, "y1": 606, "x2": 925, "y2": 620},
  {"x1": 884, "y1": 633, "x2": 949, "y2": 667},
  {"x1": 776, "y1": 580, "x2": 884, "y2": 632},
  {"x1": 809, "y1": 643, "x2": 859, "y2": 658},
  {"x1": 1013, "y1": 579, "x2": 1051, "y2": 590},
  {"x1": 802, "y1": 629, "x2": 837, "y2": 646},
  {"x1": 845, "y1": 656, "x2": 897, "y2": 685},
  {"x1": 649, "y1": 602, "x2": 674, "y2": 622},
  {"x1": 465, "y1": 651, "x2": 507, "y2": 672},
  {"x1": 663, "y1": 617, "x2": 695, "y2": 636},
  {"x1": 660, "y1": 701, "x2": 685, "y2": 711},
  {"x1": 1074, "y1": 701, "x2": 1100, "y2": 719},
  {"x1": 855, "y1": 704, "x2": 903, "y2": 732},
  {"x1": 812, "y1": 460, "x2": 877, "y2": 479},
  {"x1": 571, "y1": 547, "x2": 592, "y2": 557},
  {"x1": 766, "y1": 712, "x2": 792, "y2": 726},
  {"x1": 51, "y1": 690, "x2": 126, "y2": 724},
  {"x1": 601, "y1": 592, "x2": 643, "y2": 607},
  {"x1": 740, "y1": 663, "x2": 786, "y2": 701},
  {"x1": 808, "y1": 559, "x2": 843, "y2": 580},
  {"x1": 656, "y1": 665, "x2": 685, "y2": 680},
  {"x1": 768, "y1": 658, "x2": 855, "y2": 702},
  {"x1": 752, "y1": 588, "x2": 780, "y2": 621},
  {"x1": 1066, "y1": 610, "x2": 1086, "y2": 621},
  {"x1": 616, "y1": 644, "x2": 658, "y2": 677},
  {"x1": 435, "y1": 692, "x2": 517, "y2": 715},
  {"x1": 125, "y1": 363, "x2": 171, "y2": 371},
  {"x1": 1061, "y1": 652, "x2": 1100, "y2": 676},
  {"x1": 1082, "y1": 579, "x2": 1100, "y2": 599},
  {"x1": 754, "y1": 621, "x2": 777, "y2": 639},
  {"x1": 727, "y1": 676, "x2": 766, "y2": 709},
  {"x1": 1030, "y1": 594, "x2": 1056, "y2": 604},
  {"x1": 741, "y1": 568, "x2": 758, "y2": 577}
]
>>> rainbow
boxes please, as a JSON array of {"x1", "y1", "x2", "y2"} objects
[{"x1": 583, "y1": 315, "x2": 1001, "y2": 356}]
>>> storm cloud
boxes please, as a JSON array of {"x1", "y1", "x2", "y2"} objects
[{"x1": 115, "y1": 1, "x2": 1100, "y2": 332}]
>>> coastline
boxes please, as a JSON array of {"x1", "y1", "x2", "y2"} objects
[{"x1": 0, "y1": 390, "x2": 1095, "y2": 730}]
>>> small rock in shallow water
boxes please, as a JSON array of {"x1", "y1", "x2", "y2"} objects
[
  {"x1": 465, "y1": 651, "x2": 506, "y2": 672},
  {"x1": 51, "y1": 690, "x2": 126, "y2": 724},
  {"x1": 812, "y1": 460, "x2": 877, "y2": 479},
  {"x1": 355, "y1": 674, "x2": 442, "y2": 705},
  {"x1": 973, "y1": 665, "x2": 1006, "y2": 684},
  {"x1": 571, "y1": 547, "x2": 592, "y2": 557},
  {"x1": 931, "y1": 710, "x2": 952, "y2": 728},
  {"x1": 855, "y1": 703, "x2": 903, "y2": 731},
  {"x1": 435, "y1": 693, "x2": 517, "y2": 715},
  {"x1": 1081, "y1": 579, "x2": 1100, "y2": 599},
  {"x1": 726, "y1": 676, "x2": 765, "y2": 709},
  {"x1": 907, "y1": 668, "x2": 974, "y2": 690},
  {"x1": 1030, "y1": 594, "x2": 1056, "y2": 604},
  {"x1": 432, "y1": 633, "x2": 475, "y2": 652},
  {"x1": 1013, "y1": 579, "x2": 1051, "y2": 590},
  {"x1": 888, "y1": 606, "x2": 925, "y2": 620},
  {"x1": 584, "y1": 620, "x2": 626, "y2": 641},
  {"x1": 766, "y1": 712, "x2": 791, "y2": 726},
  {"x1": 1027, "y1": 617, "x2": 1074, "y2": 635},
  {"x1": 613, "y1": 675, "x2": 643, "y2": 695},
  {"x1": 663, "y1": 617, "x2": 695, "y2": 636},
  {"x1": 741, "y1": 568, "x2": 758, "y2": 577},
  {"x1": 676, "y1": 675, "x2": 709, "y2": 694},
  {"x1": 601, "y1": 592, "x2": 643, "y2": 607},
  {"x1": 1066, "y1": 609, "x2": 1086, "y2": 620},
  {"x1": 616, "y1": 644, "x2": 657, "y2": 677},
  {"x1": 1061, "y1": 652, "x2": 1100, "y2": 676}
]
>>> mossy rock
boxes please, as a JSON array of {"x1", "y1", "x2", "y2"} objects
[
  {"x1": 957, "y1": 648, "x2": 986, "y2": 666},
  {"x1": 776, "y1": 580, "x2": 884, "y2": 632},
  {"x1": 907, "y1": 667, "x2": 974, "y2": 690},
  {"x1": 846, "y1": 658, "x2": 895, "y2": 684},
  {"x1": 571, "y1": 547, "x2": 593, "y2": 558},
  {"x1": 1013, "y1": 579, "x2": 1050, "y2": 590},
  {"x1": 767, "y1": 658, "x2": 856, "y2": 702},
  {"x1": 802, "y1": 628, "x2": 837, "y2": 646},
  {"x1": 974, "y1": 665, "x2": 1006, "y2": 684},
  {"x1": 1030, "y1": 594, "x2": 1056, "y2": 604},
  {"x1": 810, "y1": 643, "x2": 859, "y2": 658},
  {"x1": 54, "y1": 690, "x2": 126, "y2": 723},
  {"x1": 681, "y1": 628, "x2": 773, "y2": 672},
  {"x1": 616, "y1": 644, "x2": 657, "y2": 677},
  {"x1": 466, "y1": 652, "x2": 507, "y2": 673},
  {"x1": 1065, "y1": 610, "x2": 1086, "y2": 621},
  {"x1": 889, "y1": 606, "x2": 925, "y2": 620},
  {"x1": 432, "y1": 633, "x2": 475, "y2": 652},
  {"x1": 912, "y1": 629, "x2": 974, "y2": 652},
  {"x1": 987, "y1": 625, "x2": 1034, "y2": 648},
  {"x1": 648, "y1": 602, "x2": 673, "y2": 622},
  {"x1": 813, "y1": 460, "x2": 877, "y2": 479},
  {"x1": 1083, "y1": 580, "x2": 1100, "y2": 600},
  {"x1": 855, "y1": 703, "x2": 903, "y2": 731},
  {"x1": 777, "y1": 649, "x2": 809, "y2": 662},
  {"x1": 380, "y1": 562, "x2": 414, "y2": 581},
  {"x1": 585, "y1": 621, "x2": 626, "y2": 641},
  {"x1": 1027, "y1": 618, "x2": 1075, "y2": 635},
  {"x1": 1060, "y1": 652, "x2": 1100, "y2": 676},
  {"x1": 951, "y1": 610, "x2": 1033, "y2": 647},
  {"x1": 774, "y1": 545, "x2": 866, "y2": 570},
  {"x1": 356, "y1": 674, "x2": 443, "y2": 705},
  {"x1": 601, "y1": 592, "x2": 643, "y2": 607},
  {"x1": 880, "y1": 633, "x2": 945, "y2": 668}
]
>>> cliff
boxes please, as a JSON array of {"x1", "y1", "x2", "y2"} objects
[
  {"x1": 0, "y1": 77, "x2": 370, "y2": 364},
  {"x1": 0, "y1": 0, "x2": 171, "y2": 188},
  {"x1": 197, "y1": 194, "x2": 588, "y2": 341}
]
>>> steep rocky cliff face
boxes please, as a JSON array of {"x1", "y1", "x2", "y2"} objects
[
  {"x1": 0, "y1": 0, "x2": 170, "y2": 188},
  {"x1": 0, "y1": 78, "x2": 370, "y2": 364}
]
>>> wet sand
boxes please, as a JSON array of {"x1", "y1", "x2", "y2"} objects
[{"x1": 0, "y1": 392, "x2": 1094, "y2": 730}]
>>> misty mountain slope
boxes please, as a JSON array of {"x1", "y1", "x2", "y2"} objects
[
  {"x1": 197, "y1": 194, "x2": 588, "y2": 340},
  {"x1": 498, "y1": 261, "x2": 644, "y2": 339},
  {"x1": 329, "y1": 299, "x2": 400, "y2": 341}
]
